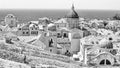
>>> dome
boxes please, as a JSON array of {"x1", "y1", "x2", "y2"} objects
[
  {"x1": 6, "y1": 14, "x2": 15, "y2": 18},
  {"x1": 47, "y1": 23, "x2": 56, "y2": 31},
  {"x1": 66, "y1": 4, "x2": 79, "y2": 18}
]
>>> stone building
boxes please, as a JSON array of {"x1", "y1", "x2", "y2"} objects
[
  {"x1": 65, "y1": 4, "x2": 80, "y2": 29},
  {"x1": 55, "y1": 4, "x2": 80, "y2": 29},
  {"x1": 29, "y1": 23, "x2": 39, "y2": 36},
  {"x1": 70, "y1": 28, "x2": 83, "y2": 54},
  {"x1": 4, "y1": 14, "x2": 18, "y2": 28},
  {"x1": 17, "y1": 23, "x2": 39, "y2": 36},
  {"x1": 54, "y1": 18, "x2": 68, "y2": 29}
]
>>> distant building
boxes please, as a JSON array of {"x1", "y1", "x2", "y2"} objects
[
  {"x1": 0, "y1": 20, "x2": 6, "y2": 26},
  {"x1": 54, "y1": 18, "x2": 68, "y2": 29},
  {"x1": 17, "y1": 24, "x2": 30, "y2": 36},
  {"x1": 44, "y1": 25, "x2": 84, "y2": 55},
  {"x1": 39, "y1": 17, "x2": 52, "y2": 31},
  {"x1": 29, "y1": 23, "x2": 39, "y2": 36},
  {"x1": 4, "y1": 14, "x2": 18, "y2": 28},
  {"x1": 17, "y1": 23, "x2": 39, "y2": 36},
  {"x1": 55, "y1": 4, "x2": 80, "y2": 29}
]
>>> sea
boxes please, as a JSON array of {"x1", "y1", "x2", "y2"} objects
[{"x1": 0, "y1": 9, "x2": 120, "y2": 23}]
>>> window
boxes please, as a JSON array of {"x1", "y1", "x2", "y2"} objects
[
  {"x1": 31, "y1": 31, "x2": 38, "y2": 35},
  {"x1": 57, "y1": 33, "x2": 61, "y2": 38},
  {"x1": 23, "y1": 32, "x2": 25, "y2": 34},
  {"x1": 74, "y1": 58, "x2": 79, "y2": 61},
  {"x1": 26, "y1": 32, "x2": 29, "y2": 34},
  {"x1": 100, "y1": 59, "x2": 112, "y2": 65},
  {"x1": 109, "y1": 37, "x2": 113, "y2": 40},
  {"x1": 99, "y1": 33, "x2": 101, "y2": 35},
  {"x1": 49, "y1": 39, "x2": 53, "y2": 47},
  {"x1": 106, "y1": 59, "x2": 111, "y2": 65},
  {"x1": 50, "y1": 49, "x2": 52, "y2": 52},
  {"x1": 96, "y1": 41, "x2": 99, "y2": 44},
  {"x1": 100, "y1": 59, "x2": 105, "y2": 65},
  {"x1": 91, "y1": 41, "x2": 94, "y2": 44},
  {"x1": 63, "y1": 33, "x2": 68, "y2": 38},
  {"x1": 19, "y1": 28, "x2": 21, "y2": 30}
]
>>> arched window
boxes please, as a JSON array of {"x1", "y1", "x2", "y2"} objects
[
  {"x1": 100, "y1": 59, "x2": 105, "y2": 65},
  {"x1": 100, "y1": 59, "x2": 111, "y2": 65},
  {"x1": 49, "y1": 39, "x2": 53, "y2": 47},
  {"x1": 106, "y1": 59, "x2": 111, "y2": 65}
]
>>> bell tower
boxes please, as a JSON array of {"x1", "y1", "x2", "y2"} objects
[{"x1": 65, "y1": 3, "x2": 79, "y2": 29}]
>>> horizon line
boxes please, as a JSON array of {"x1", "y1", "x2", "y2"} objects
[{"x1": 0, "y1": 8, "x2": 120, "y2": 11}]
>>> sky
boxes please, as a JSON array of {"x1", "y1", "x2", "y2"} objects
[{"x1": 0, "y1": 0, "x2": 120, "y2": 10}]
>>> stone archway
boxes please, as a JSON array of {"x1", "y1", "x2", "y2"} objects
[{"x1": 92, "y1": 53, "x2": 115, "y2": 66}]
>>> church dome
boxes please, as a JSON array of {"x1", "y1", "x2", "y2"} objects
[{"x1": 66, "y1": 4, "x2": 79, "y2": 18}]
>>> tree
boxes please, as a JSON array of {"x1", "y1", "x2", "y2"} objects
[{"x1": 113, "y1": 14, "x2": 120, "y2": 20}]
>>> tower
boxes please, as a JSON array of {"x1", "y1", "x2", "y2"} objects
[
  {"x1": 5, "y1": 14, "x2": 18, "y2": 28},
  {"x1": 65, "y1": 3, "x2": 79, "y2": 29}
]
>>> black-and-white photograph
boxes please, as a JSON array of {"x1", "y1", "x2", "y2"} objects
[{"x1": 0, "y1": 0, "x2": 120, "y2": 68}]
